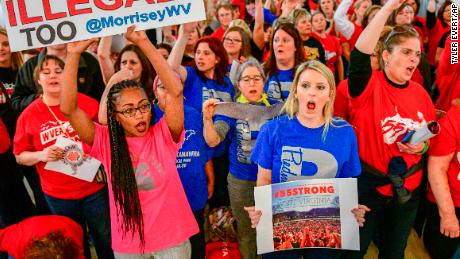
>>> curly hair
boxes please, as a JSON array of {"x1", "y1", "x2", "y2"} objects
[{"x1": 24, "y1": 231, "x2": 80, "y2": 259}]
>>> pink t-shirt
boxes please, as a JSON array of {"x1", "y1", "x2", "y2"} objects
[{"x1": 90, "y1": 118, "x2": 198, "y2": 253}]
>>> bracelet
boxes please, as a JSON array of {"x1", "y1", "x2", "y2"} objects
[{"x1": 417, "y1": 141, "x2": 429, "y2": 155}]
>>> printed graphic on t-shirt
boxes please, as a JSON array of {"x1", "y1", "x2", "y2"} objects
[
  {"x1": 236, "y1": 120, "x2": 254, "y2": 164},
  {"x1": 304, "y1": 46, "x2": 320, "y2": 61},
  {"x1": 266, "y1": 81, "x2": 291, "y2": 101},
  {"x1": 131, "y1": 153, "x2": 164, "y2": 191},
  {"x1": 280, "y1": 146, "x2": 338, "y2": 182},
  {"x1": 40, "y1": 121, "x2": 77, "y2": 145},
  {"x1": 381, "y1": 108, "x2": 426, "y2": 144},
  {"x1": 203, "y1": 87, "x2": 233, "y2": 103},
  {"x1": 176, "y1": 129, "x2": 201, "y2": 170},
  {"x1": 1, "y1": 82, "x2": 14, "y2": 97},
  {"x1": 324, "y1": 50, "x2": 337, "y2": 62}
]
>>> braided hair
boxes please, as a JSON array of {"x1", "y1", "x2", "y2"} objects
[{"x1": 106, "y1": 80, "x2": 146, "y2": 247}]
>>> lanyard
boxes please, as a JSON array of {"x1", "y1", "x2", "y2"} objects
[{"x1": 42, "y1": 95, "x2": 71, "y2": 139}]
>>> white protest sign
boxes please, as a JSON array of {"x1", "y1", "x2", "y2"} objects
[
  {"x1": 1, "y1": 0, "x2": 206, "y2": 51},
  {"x1": 255, "y1": 178, "x2": 360, "y2": 254},
  {"x1": 45, "y1": 136, "x2": 101, "y2": 182}
]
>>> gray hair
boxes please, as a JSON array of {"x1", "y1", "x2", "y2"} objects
[{"x1": 235, "y1": 57, "x2": 266, "y2": 85}]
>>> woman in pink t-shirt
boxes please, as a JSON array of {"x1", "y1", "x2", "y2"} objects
[{"x1": 60, "y1": 26, "x2": 198, "y2": 258}]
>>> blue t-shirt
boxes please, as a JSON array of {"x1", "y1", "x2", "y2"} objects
[
  {"x1": 263, "y1": 8, "x2": 277, "y2": 25},
  {"x1": 154, "y1": 105, "x2": 212, "y2": 211},
  {"x1": 215, "y1": 100, "x2": 279, "y2": 181},
  {"x1": 250, "y1": 115, "x2": 361, "y2": 184},
  {"x1": 264, "y1": 69, "x2": 294, "y2": 103},
  {"x1": 184, "y1": 66, "x2": 235, "y2": 113}
]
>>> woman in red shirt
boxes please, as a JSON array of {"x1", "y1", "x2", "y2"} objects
[
  {"x1": 13, "y1": 56, "x2": 113, "y2": 259},
  {"x1": 342, "y1": 0, "x2": 436, "y2": 257}
]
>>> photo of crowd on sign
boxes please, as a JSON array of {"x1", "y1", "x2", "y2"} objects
[{"x1": 271, "y1": 181, "x2": 341, "y2": 251}]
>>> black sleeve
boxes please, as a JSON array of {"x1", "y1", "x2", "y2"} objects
[
  {"x1": 10, "y1": 57, "x2": 39, "y2": 114},
  {"x1": 250, "y1": 40, "x2": 263, "y2": 61},
  {"x1": 348, "y1": 48, "x2": 372, "y2": 98},
  {"x1": 426, "y1": 10, "x2": 436, "y2": 29},
  {"x1": 438, "y1": 31, "x2": 450, "y2": 48},
  {"x1": 82, "y1": 53, "x2": 105, "y2": 101},
  {"x1": 319, "y1": 45, "x2": 326, "y2": 64}
]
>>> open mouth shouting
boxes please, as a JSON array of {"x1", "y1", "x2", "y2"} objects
[{"x1": 135, "y1": 121, "x2": 147, "y2": 133}]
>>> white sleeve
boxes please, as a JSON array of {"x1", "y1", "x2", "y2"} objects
[{"x1": 333, "y1": 0, "x2": 355, "y2": 40}]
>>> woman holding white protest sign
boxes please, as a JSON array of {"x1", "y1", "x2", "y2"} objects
[
  {"x1": 12, "y1": 55, "x2": 113, "y2": 259},
  {"x1": 245, "y1": 60, "x2": 368, "y2": 258},
  {"x1": 60, "y1": 27, "x2": 198, "y2": 258}
]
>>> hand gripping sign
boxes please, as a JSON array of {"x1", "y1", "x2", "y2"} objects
[{"x1": 1, "y1": 0, "x2": 206, "y2": 51}]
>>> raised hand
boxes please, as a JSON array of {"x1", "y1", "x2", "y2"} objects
[
  {"x1": 202, "y1": 98, "x2": 220, "y2": 121},
  {"x1": 125, "y1": 25, "x2": 148, "y2": 45},
  {"x1": 385, "y1": 0, "x2": 406, "y2": 11},
  {"x1": 67, "y1": 38, "x2": 99, "y2": 54}
]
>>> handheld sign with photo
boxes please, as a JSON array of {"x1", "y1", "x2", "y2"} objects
[
  {"x1": 45, "y1": 136, "x2": 101, "y2": 182},
  {"x1": 254, "y1": 178, "x2": 360, "y2": 254},
  {"x1": 1, "y1": 0, "x2": 206, "y2": 51}
]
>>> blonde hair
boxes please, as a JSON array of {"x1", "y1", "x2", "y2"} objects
[
  {"x1": 282, "y1": 60, "x2": 341, "y2": 140},
  {"x1": 0, "y1": 27, "x2": 24, "y2": 70}
]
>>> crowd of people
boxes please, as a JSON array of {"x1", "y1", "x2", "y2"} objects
[
  {"x1": 273, "y1": 218, "x2": 341, "y2": 250},
  {"x1": 0, "y1": 0, "x2": 458, "y2": 258}
]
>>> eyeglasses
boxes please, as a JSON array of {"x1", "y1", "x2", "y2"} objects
[
  {"x1": 223, "y1": 37, "x2": 243, "y2": 44},
  {"x1": 115, "y1": 102, "x2": 151, "y2": 118},
  {"x1": 239, "y1": 75, "x2": 263, "y2": 85}
]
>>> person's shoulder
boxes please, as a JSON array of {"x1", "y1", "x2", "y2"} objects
[
  {"x1": 81, "y1": 51, "x2": 98, "y2": 63},
  {"x1": 262, "y1": 114, "x2": 290, "y2": 131},
  {"x1": 184, "y1": 105, "x2": 202, "y2": 121},
  {"x1": 20, "y1": 55, "x2": 39, "y2": 72},
  {"x1": 20, "y1": 97, "x2": 42, "y2": 114},
  {"x1": 331, "y1": 117, "x2": 352, "y2": 128},
  {"x1": 77, "y1": 93, "x2": 99, "y2": 107},
  {"x1": 330, "y1": 117, "x2": 356, "y2": 136}
]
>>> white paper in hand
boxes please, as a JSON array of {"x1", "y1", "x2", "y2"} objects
[{"x1": 45, "y1": 136, "x2": 101, "y2": 182}]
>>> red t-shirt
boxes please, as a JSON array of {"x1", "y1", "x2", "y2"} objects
[
  {"x1": 309, "y1": 0, "x2": 319, "y2": 11},
  {"x1": 231, "y1": 0, "x2": 246, "y2": 20},
  {"x1": 0, "y1": 118, "x2": 10, "y2": 154},
  {"x1": 436, "y1": 36, "x2": 460, "y2": 112},
  {"x1": 339, "y1": 23, "x2": 363, "y2": 52},
  {"x1": 0, "y1": 215, "x2": 84, "y2": 259},
  {"x1": 13, "y1": 94, "x2": 104, "y2": 199},
  {"x1": 411, "y1": 67, "x2": 424, "y2": 86},
  {"x1": 334, "y1": 79, "x2": 351, "y2": 121},
  {"x1": 312, "y1": 33, "x2": 342, "y2": 74},
  {"x1": 349, "y1": 71, "x2": 436, "y2": 196},
  {"x1": 427, "y1": 19, "x2": 450, "y2": 66},
  {"x1": 427, "y1": 105, "x2": 460, "y2": 207},
  {"x1": 211, "y1": 27, "x2": 226, "y2": 41}
]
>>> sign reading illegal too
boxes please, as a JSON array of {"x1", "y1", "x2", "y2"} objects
[{"x1": 1, "y1": 0, "x2": 206, "y2": 51}]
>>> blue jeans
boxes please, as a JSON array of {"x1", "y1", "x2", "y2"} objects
[{"x1": 45, "y1": 186, "x2": 114, "y2": 259}]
